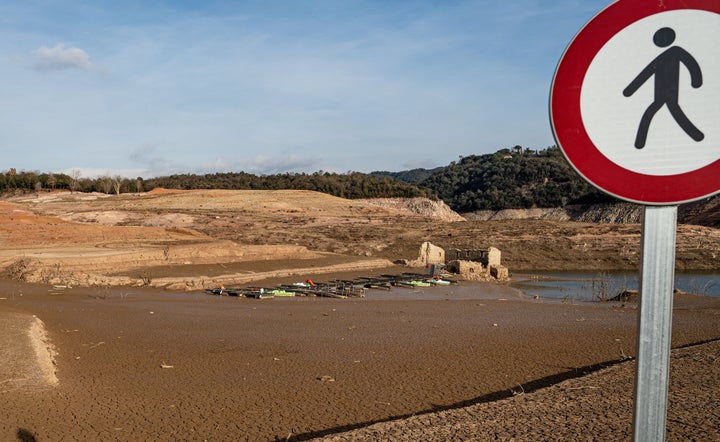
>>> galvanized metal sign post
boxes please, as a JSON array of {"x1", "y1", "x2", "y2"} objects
[
  {"x1": 634, "y1": 205, "x2": 676, "y2": 441},
  {"x1": 549, "y1": 0, "x2": 720, "y2": 440}
]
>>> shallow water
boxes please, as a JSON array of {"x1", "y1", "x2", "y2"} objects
[
  {"x1": 361, "y1": 281, "x2": 524, "y2": 301},
  {"x1": 511, "y1": 271, "x2": 720, "y2": 301}
]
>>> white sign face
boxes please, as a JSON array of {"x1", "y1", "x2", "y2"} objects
[{"x1": 580, "y1": 10, "x2": 720, "y2": 176}]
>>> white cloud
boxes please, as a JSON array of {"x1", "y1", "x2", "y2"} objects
[{"x1": 33, "y1": 44, "x2": 94, "y2": 71}]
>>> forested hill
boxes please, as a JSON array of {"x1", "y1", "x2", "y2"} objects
[
  {"x1": 377, "y1": 146, "x2": 610, "y2": 212},
  {"x1": 371, "y1": 167, "x2": 444, "y2": 185}
]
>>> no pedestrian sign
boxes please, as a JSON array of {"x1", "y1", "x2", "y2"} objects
[{"x1": 550, "y1": 0, "x2": 720, "y2": 205}]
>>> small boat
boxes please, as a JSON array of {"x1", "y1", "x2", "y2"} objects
[
  {"x1": 205, "y1": 287, "x2": 227, "y2": 295},
  {"x1": 244, "y1": 290, "x2": 275, "y2": 299}
]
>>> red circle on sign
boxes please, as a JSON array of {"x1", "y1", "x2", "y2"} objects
[{"x1": 550, "y1": 0, "x2": 720, "y2": 205}]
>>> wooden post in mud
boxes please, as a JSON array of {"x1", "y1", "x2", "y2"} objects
[{"x1": 633, "y1": 206, "x2": 676, "y2": 442}]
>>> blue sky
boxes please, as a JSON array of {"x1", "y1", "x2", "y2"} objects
[{"x1": 1, "y1": 0, "x2": 610, "y2": 178}]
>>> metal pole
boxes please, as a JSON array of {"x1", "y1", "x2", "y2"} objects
[{"x1": 633, "y1": 205, "x2": 677, "y2": 442}]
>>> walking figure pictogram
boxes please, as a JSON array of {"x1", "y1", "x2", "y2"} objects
[{"x1": 623, "y1": 27, "x2": 704, "y2": 149}]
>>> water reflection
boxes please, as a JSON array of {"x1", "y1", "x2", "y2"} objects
[{"x1": 511, "y1": 271, "x2": 719, "y2": 301}]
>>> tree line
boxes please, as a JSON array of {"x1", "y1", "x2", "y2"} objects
[
  {"x1": 1, "y1": 146, "x2": 611, "y2": 210},
  {"x1": 142, "y1": 171, "x2": 432, "y2": 199},
  {"x1": 0, "y1": 169, "x2": 429, "y2": 200},
  {"x1": 0, "y1": 169, "x2": 145, "y2": 195}
]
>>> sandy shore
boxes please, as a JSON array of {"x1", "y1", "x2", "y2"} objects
[{"x1": 1, "y1": 277, "x2": 719, "y2": 441}]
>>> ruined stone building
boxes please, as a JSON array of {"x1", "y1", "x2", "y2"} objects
[{"x1": 413, "y1": 242, "x2": 509, "y2": 281}]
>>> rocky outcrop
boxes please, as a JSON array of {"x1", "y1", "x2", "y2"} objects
[
  {"x1": 362, "y1": 198, "x2": 466, "y2": 222},
  {"x1": 572, "y1": 203, "x2": 642, "y2": 223},
  {"x1": 679, "y1": 195, "x2": 720, "y2": 228},
  {"x1": 464, "y1": 203, "x2": 642, "y2": 224},
  {"x1": 464, "y1": 207, "x2": 572, "y2": 222},
  {"x1": 463, "y1": 197, "x2": 719, "y2": 227}
]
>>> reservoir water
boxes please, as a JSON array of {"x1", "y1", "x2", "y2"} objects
[{"x1": 511, "y1": 271, "x2": 720, "y2": 301}]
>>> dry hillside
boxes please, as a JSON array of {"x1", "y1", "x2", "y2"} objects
[{"x1": 1, "y1": 189, "x2": 718, "y2": 289}]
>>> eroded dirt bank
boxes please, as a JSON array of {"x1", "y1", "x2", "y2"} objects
[{"x1": 2, "y1": 189, "x2": 718, "y2": 290}]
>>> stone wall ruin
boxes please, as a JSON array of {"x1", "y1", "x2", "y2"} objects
[
  {"x1": 410, "y1": 241, "x2": 446, "y2": 267},
  {"x1": 414, "y1": 243, "x2": 508, "y2": 281}
]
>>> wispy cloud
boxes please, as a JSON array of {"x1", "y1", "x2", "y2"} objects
[
  {"x1": 2, "y1": 1, "x2": 613, "y2": 176},
  {"x1": 60, "y1": 167, "x2": 146, "y2": 179},
  {"x1": 400, "y1": 158, "x2": 444, "y2": 171},
  {"x1": 198, "y1": 158, "x2": 232, "y2": 174},
  {"x1": 128, "y1": 144, "x2": 183, "y2": 177},
  {"x1": 33, "y1": 43, "x2": 94, "y2": 71},
  {"x1": 127, "y1": 145, "x2": 320, "y2": 178},
  {"x1": 243, "y1": 154, "x2": 320, "y2": 175}
]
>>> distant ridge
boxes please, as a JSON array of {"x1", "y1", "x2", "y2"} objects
[{"x1": 2, "y1": 145, "x2": 717, "y2": 228}]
